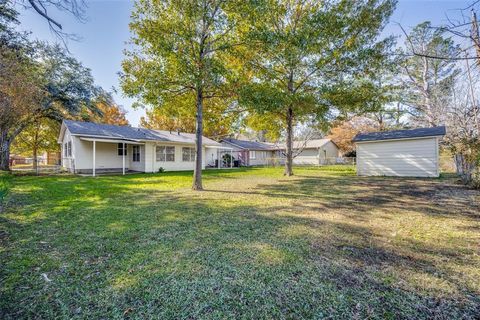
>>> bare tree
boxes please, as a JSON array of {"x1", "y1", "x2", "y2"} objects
[
  {"x1": 16, "y1": 0, "x2": 87, "y2": 44},
  {"x1": 398, "y1": 22, "x2": 461, "y2": 127}
]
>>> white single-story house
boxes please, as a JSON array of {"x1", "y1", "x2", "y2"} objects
[
  {"x1": 353, "y1": 126, "x2": 446, "y2": 177},
  {"x1": 292, "y1": 139, "x2": 340, "y2": 165},
  {"x1": 58, "y1": 120, "x2": 229, "y2": 175},
  {"x1": 220, "y1": 138, "x2": 280, "y2": 166}
]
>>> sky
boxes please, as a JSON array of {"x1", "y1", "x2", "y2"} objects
[{"x1": 17, "y1": 0, "x2": 474, "y2": 126}]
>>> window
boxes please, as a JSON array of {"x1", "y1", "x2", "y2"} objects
[
  {"x1": 118, "y1": 143, "x2": 127, "y2": 156},
  {"x1": 182, "y1": 147, "x2": 195, "y2": 162},
  {"x1": 156, "y1": 146, "x2": 175, "y2": 162},
  {"x1": 249, "y1": 150, "x2": 256, "y2": 159},
  {"x1": 132, "y1": 145, "x2": 140, "y2": 162},
  {"x1": 64, "y1": 141, "x2": 72, "y2": 157}
]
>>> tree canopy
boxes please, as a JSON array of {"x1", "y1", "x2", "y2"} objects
[
  {"x1": 238, "y1": 0, "x2": 396, "y2": 176},
  {"x1": 122, "y1": 0, "x2": 249, "y2": 189}
]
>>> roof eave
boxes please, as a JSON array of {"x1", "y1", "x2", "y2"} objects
[{"x1": 354, "y1": 134, "x2": 445, "y2": 143}]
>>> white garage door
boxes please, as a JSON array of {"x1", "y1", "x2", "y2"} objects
[{"x1": 356, "y1": 137, "x2": 439, "y2": 177}]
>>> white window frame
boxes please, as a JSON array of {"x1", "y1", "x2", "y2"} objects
[
  {"x1": 182, "y1": 147, "x2": 195, "y2": 162},
  {"x1": 156, "y1": 146, "x2": 175, "y2": 162},
  {"x1": 249, "y1": 150, "x2": 256, "y2": 159}
]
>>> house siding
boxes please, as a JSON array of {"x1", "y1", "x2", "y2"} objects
[
  {"x1": 58, "y1": 122, "x2": 224, "y2": 174},
  {"x1": 149, "y1": 142, "x2": 207, "y2": 172},
  {"x1": 205, "y1": 147, "x2": 217, "y2": 167},
  {"x1": 60, "y1": 130, "x2": 74, "y2": 171},
  {"x1": 73, "y1": 139, "x2": 131, "y2": 172},
  {"x1": 249, "y1": 150, "x2": 276, "y2": 166},
  {"x1": 293, "y1": 141, "x2": 340, "y2": 165},
  {"x1": 356, "y1": 137, "x2": 439, "y2": 177}
]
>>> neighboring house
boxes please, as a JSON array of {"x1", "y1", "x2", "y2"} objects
[
  {"x1": 220, "y1": 138, "x2": 280, "y2": 166},
  {"x1": 353, "y1": 126, "x2": 446, "y2": 177},
  {"x1": 58, "y1": 120, "x2": 224, "y2": 175},
  {"x1": 292, "y1": 139, "x2": 340, "y2": 165},
  {"x1": 221, "y1": 137, "x2": 340, "y2": 166}
]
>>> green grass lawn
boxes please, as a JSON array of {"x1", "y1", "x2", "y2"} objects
[{"x1": 1, "y1": 166, "x2": 479, "y2": 319}]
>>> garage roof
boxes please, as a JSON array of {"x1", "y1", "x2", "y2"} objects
[{"x1": 353, "y1": 126, "x2": 446, "y2": 142}]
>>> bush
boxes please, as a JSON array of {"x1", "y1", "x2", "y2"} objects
[{"x1": 158, "y1": 167, "x2": 165, "y2": 173}]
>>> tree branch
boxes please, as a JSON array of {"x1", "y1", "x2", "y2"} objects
[{"x1": 27, "y1": 0, "x2": 62, "y2": 30}]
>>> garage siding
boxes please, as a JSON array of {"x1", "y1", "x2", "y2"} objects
[{"x1": 356, "y1": 137, "x2": 439, "y2": 177}]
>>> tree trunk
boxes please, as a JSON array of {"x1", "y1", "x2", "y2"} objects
[
  {"x1": 33, "y1": 123, "x2": 39, "y2": 174},
  {"x1": 192, "y1": 87, "x2": 204, "y2": 190},
  {"x1": 0, "y1": 130, "x2": 11, "y2": 171},
  {"x1": 284, "y1": 106, "x2": 294, "y2": 176},
  {"x1": 33, "y1": 146, "x2": 38, "y2": 174}
]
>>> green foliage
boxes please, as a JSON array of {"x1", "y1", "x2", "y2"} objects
[
  {"x1": 34, "y1": 42, "x2": 97, "y2": 119},
  {"x1": 238, "y1": 0, "x2": 396, "y2": 173},
  {"x1": 240, "y1": 0, "x2": 396, "y2": 115},
  {"x1": 140, "y1": 95, "x2": 235, "y2": 137},
  {"x1": 122, "y1": 0, "x2": 253, "y2": 188},
  {"x1": 11, "y1": 118, "x2": 60, "y2": 156},
  {"x1": 0, "y1": 9, "x2": 99, "y2": 170},
  {"x1": 121, "y1": 0, "x2": 245, "y2": 106}
]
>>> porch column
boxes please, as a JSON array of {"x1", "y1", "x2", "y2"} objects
[
  {"x1": 230, "y1": 149, "x2": 233, "y2": 168},
  {"x1": 217, "y1": 149, "x2": 220, "y2": 168},
  {"x1": 92, "y1": 140, "x2": 96, "y2": 177},
  {"x1": 122, "y1": 142, "x2": 125, "y2": 175}
]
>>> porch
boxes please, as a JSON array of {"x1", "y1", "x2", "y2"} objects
[
  {"x1": 206, "y1": 147, "x2": 246, "y2": 169},
  {"x1": 77, "y1": 137, "x2": 144, "y2": 176}
]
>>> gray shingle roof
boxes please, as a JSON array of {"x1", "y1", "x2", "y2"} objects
[
  {"x1": 64, "y1": 120, "x2": 161, "y2": 141},
  {"x1": 63, "y1": 120, "x2": 221, "y2": 146},
  {"x1": 352, "y1": 126, "x2": 446, "y2": 142},
  {"x1": 221, "y1": 138, "x2": 277, "y2": 150}
]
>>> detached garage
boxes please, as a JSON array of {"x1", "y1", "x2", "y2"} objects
[{"x1": 353, "y1": 126, "x2": 446, "y2": 177}]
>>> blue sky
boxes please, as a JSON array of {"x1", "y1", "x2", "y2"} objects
[{"x1": 18, "y1": 0, "x2": 473, "y2": 126}]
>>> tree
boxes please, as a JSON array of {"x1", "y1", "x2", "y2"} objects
[
  {"x1": 0, "y1": 40, "x2": 97, "y2": 170},
  {"x1": 11, "y1": 118, "x2": 60, "y2": 171},
  {"x1": 0, "y1": 20, "x2": 44, "y2": 170},
  {"x1": 140, "y1": 95, "x2": 235, "y2": 138},
  {"x1": 239, "y1": 0, "x2": 396, "y2": 176},
  {"x1": 80, "y1": 89, "x2": 129, "y2": 126},
  {"x1": 328, "y1": 117, "x2": 380, "y2": 154},
  {"x1": 399, "y1": 22, "x2": 461, "y2": 127},
  {"x1": 122, "y1": 0, "x2": 247, "y2": 190},
  {"x1": 241, "y1": 113, "x2": 284, "y2": 142},
  {"x1": 443, "y1": 55, "x2": 480, "y2": 187},
  {"x1": 13, "y1": 0, "x2": 87, "y2": 42}
]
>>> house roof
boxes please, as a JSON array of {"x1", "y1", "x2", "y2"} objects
[
  {"x1": 352, "y1": 126, "x2": 446, "y2": 142},
  {"x1": 221, "y1": 138, "x2": 277, "y2": 151},
  {"x1": 62, "y1": 120, "x2": 221, "y2": 146},
  {"x1": 221, "y1": 138, "x2": 337, "y2": 150}
]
